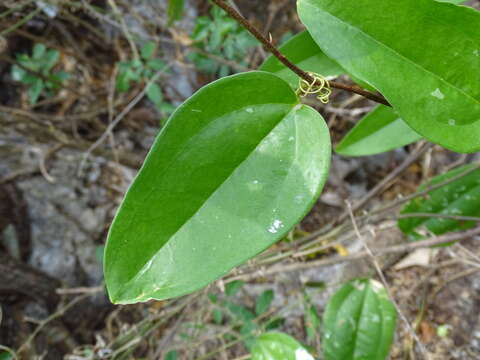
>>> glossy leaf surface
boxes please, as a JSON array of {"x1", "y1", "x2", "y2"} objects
[
  {"x1": 259, "y1": 31, "x2": 343, "y2": 89},
  {"x1": 251, "y1": 332, "x2": 314, "y2": 360},
  {"x1": 323, "y1": 279, "x2": 397, "y2": 360},
  {"x1": 298, "y1": 0, "x2": 480, "y2": 152},
  {"x1": 105, "y1": 72, "x2": 331, "y2": 304},
  {"x1": 336, "y1": 105, "x2": 422, "y2": 157},
  {"x1": 399, "y1": 164, "x2": 480, "y2": 238}
]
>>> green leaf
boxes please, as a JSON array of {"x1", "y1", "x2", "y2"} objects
[
  {"x1": 167, "y1": 0, "x2": 185, "y2": 24},
  {"x1": 28, "y1": 79, "x2": 44, "y2": 104},
  {"x1": 116, "y1": 68, "x2": 135, "y2": 92},
  {"x1": 213, "y1": 309, "x2": 223, "y2": 324},
  {"x1": 32, "y1": 43, "x2": 46, "y2": 59},
  {"x1": 131, "y1": 59, "x2": 143, "y2": 69},
  {"x1": 323, "y1": 279, "x2": 397, "y2": 360},
  {"x1": 165, "y1": 350, "x2": 178, "y2": 360},
  {"x1": 43, "y1": 49, "x2": 59, "y2": 71},
  {"x1": 226, "y1": 280, "x2": 245, "y2": 297},
  {"x1": 208, "y1": 293, "x2": 218, "y2": 303},
  {"x1": 141, "y1": 41, "x2": 156, "y2": 60},
  {"x1": 104, "y1": 71, "x2": 331, "y2": 304},
  {"x1": 298, "y1": 0, "x2": 480, "y2": 153},
  {"x1": 259, "y1": 31, "x2": 343, "y2": 89},
  {"x1": 399, "y1": 164, "x2": 480, "y2": 239},
  {"x1": 336, "y1": 105, "x2": 422, "y2": 157},
  {"x1": 54, "y1": 71, "x2": 70, "y2": 82},
  {"x1": 255, "y1": 290, "x2": 274, "y2": 315},
  {"x1": 264, "y1": 317, "x2": 285, "y2": 331},
  {"x1": 241, "y1": 320, "x2": 257, "y2": 350},
  {"x1": 227, "y1": 302, "x2": 255, "y2": 322},
  {"x1": 147, "y1": 58, "x2": 167, "y2": 71},
  {"x1": 146, "y1": 82, "x2": 164, "y2": 108},
  {"x1": 11, "y1": 65, "x2": 26, "y2": 81},
  {"x1": 251, "y1": 332, "x2": 314, "y2": 360}
]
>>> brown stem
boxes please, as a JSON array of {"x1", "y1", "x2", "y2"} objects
[{"x1": 212, "y1": 0, "x2": 391, "y2": 107}]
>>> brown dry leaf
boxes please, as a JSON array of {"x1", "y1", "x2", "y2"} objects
[
  {"x1": 170, "y1": 29, "x2": 194, "y2": 46},
  {"x1": 393, "y1": 248, "x2": 434, "y2": 270},
  {"x1": 419, "y1": 321, "x2": 436, "y2": 343}
]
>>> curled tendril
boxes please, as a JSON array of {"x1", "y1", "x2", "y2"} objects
[{"x1": 296, "y1": 72, "x2": 332, "y2": 104}]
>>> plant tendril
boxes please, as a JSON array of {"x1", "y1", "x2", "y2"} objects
[{"x1": 296, "y1": 72, "x2": 332, "y2": 104}]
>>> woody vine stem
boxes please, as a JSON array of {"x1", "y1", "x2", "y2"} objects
[{"x1": 211, "y1": 0, "x2": 391, "y2": 107}]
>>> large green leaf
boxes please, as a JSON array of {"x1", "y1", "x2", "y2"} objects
[
  {"x1": 298, "y1": 0, "x2": 480, "y2": 153},
  {"x1": 399, "y1": 164, "x2": 480, "y2": 239},
  {"x1": 323, "y1": 279, "x2": 397, "y2": 360},
  {"x1": 251, "y1": 332, "x2": 314, "y2": 360},
  {"x1": 104, "y1": 72, "x2": 331, "y2": 304},
  {"x1": 336, "y1": 105, "x2": 422, "y2": 157},
  {"x1": 259, "y1": 31, "x2": 343, "y2": 89}
]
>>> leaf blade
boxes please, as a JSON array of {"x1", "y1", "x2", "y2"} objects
[
  {"x1": 298, "y1": 0, "x2": 480, "y2": 153},
  {"x1": 336, "y1": 105, "x2": 422, "y2": 157},
  {"x1": 323, "y1": 279, "x2": 397, "y2": 360},
  {"x1": 399, "y1": 164, "x2": 480, "y2": 239},
  {"x1": 104, "y1": 72, "x2": 331, "y2": 303},
  {"x1": 251, "y1": 332, "x2": 314, "y2": 360}
]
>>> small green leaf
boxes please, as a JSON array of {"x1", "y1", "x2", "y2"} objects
[
  {"x1": 146, "y1": 82, "x2": 164, "y2": 108},
  {"x1": 213, "y1": 309, "x2": 223, "y2": 324},
  {"x1": 251, "y1": 332, "x2": 314, "y2": 360},
  {"x1": 336, "y1": 105, "x2": 422, "y2": 157},
  {"x1": 399, "y1": 164, "x2": 480, "y2": 239},
  {"x1": 28, "y1": 79, "x2": 44, "y2": 104},
  {"x1": 208, "y1": 293, "x2": 218, "y2": 304},
  {"x1": 147, "y1": 58, "x2": 167, "y2": 71},
  {"x1": 255, "y1": 290, "x2": 274, "y2": 315},
  {"x1": 259, "y1": 31, "x2": 342, "y2": 89},
  {"x1": 141, "y1": 42, "x2": 156, "y2": 60},
  {"x1": 167, "y1": 0, "x2": 185, "y2": 24},
  {"x1": 264, "y1": 316, "x2": 285, "y2": 331},
  {"x1": 32, "y1": 43, "x2": 46, "y2": 59},
  {"x1": 116, "y1": 69, "x2": 134, "y2": 92},
  {"x1": 54, "y1": 71, "x2": 70, "y2": 82},
  {"x1": 43, "y1": 49, "x2": 59, "y2": 71},
  {"x1": 298, "y1": 0, "x2": 480, "y2": 153},
  {"x1": 104, "y1": 72, "x2": 331, "y2": 304},
  {"x1": 165, "y1": 350, "x2": 178, "y2": 360},
  {"x1": 241, "y1": 320, "x2": 257, "y2": 350},
  {"x1": 226, "y1": 280, "x2": 245, "y2": 297},
  {"x1": 322, "y1": 279, "x2": 397, "y2": 360},
  {"x1": 11, "y1": 65, "x2": 26, "y2": 81},
  {"x1": 131, "y1": 59, "x2": 143, "y2": 69},
  {"x1": 227, "y1": 302, "x2": 255, "y2": 322}
]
